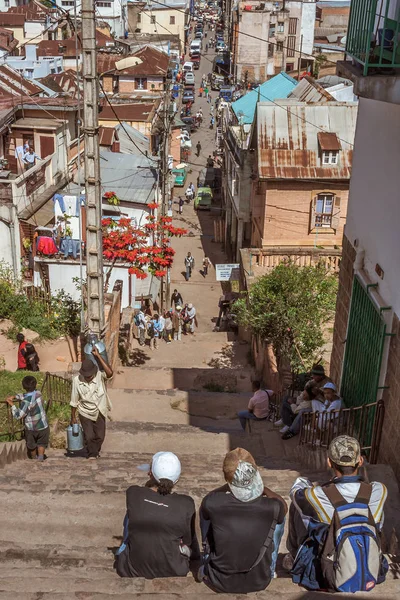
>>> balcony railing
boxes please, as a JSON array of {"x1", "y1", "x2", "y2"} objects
[
  {"x1": 346, "y1": 0, "x2": 400, "y2": 75},
  {"x1": 299, "y1": 399, "x2": 385, "y2": 464}
]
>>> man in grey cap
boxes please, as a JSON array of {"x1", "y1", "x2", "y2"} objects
[
  {"x1": 70, "y1": 347, "x2": 113, "y2": 459},
  {"x1": 285, "y1": 435, "x2": 388, "y2": 590}
]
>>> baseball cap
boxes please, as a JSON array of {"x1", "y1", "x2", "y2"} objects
[
  {"x1": 151, "y1": 451, "x2": 181, "y2": 484},
  {"x1": 328, "y1": 435, "x2": 361, "y2": 467},
  {"x1": 323, "y1": 382, "x2": 337, "y2": 391},
  {"x1": 223, "y1": 448, "x2": 264, "y2": 503}
]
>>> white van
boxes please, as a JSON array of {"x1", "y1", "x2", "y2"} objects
[
  {"x1": 190, "y1": 40, "x2": 201, "y2": 53},
  {"x1": 183, "y1": 61, "x2": 194, "y2": 72}
]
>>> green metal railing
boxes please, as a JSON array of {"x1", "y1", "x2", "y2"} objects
[
  {"x1": 299, "y1": 399, "x2": 385, "y2": 463},
  {"x1": 346, "y1": 0, "x2": 400, "y2": 75},
  {"x1": 0, "y1": 373, "x2": 72, "y2": 442}
]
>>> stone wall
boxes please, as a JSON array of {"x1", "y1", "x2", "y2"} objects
[
  {"x1": 330, "y1": 233, "x2": 356, "y2": 383},
  {"x1": 378, "y1": 313, "x2": 400, "y2": 481}
]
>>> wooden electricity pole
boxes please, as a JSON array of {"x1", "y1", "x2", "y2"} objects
[{"x1": 81, "y1": 0, "x2": 104, "y2": 336}]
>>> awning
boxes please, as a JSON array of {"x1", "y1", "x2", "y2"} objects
[{"x1": 317, "y1": 132, "x2": 341, "y2": 151}]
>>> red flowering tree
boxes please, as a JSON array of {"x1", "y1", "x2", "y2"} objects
[{"x1": 102, "y1": 204, "x2": 187, "y2": 288}]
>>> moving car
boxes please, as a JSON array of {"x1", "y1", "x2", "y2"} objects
[
  {"x1": 194, "y1": 186, "x2": 213, "y2": 210},
  {"x1": 172, "y1": 167, "x2": 187, "y2": 187},
  {"x1": 195, "y1": 30, "x2": 203, "y2": 39},
  {"x1": 192, "y1": 56, "x2": 201, "y2": 70}
]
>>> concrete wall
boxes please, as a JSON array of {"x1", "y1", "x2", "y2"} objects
[
  {"x1": 251, "y1": 180, "x2": 348, "y2": 248},
  {"x1": 345, "y1": 97, "x2": 400, "y2": 316},
  {"x1": 5, "y1": 45, "x2": 63, "y2": 79},
  {"x1": 133, "y1": 7, "x2": 187, "y2": 52}
]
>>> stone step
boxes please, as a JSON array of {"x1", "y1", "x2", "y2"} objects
[{"x1": 109, "y1": 366, "x2": 252, "y2": 392}]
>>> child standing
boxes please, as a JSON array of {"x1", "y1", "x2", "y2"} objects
[
  {"x1": 6, "y1": 376, "x2": 49, "y2": 462},
  {"x1": 202, "y1": 256, "x2": 211, "y2": 277}
]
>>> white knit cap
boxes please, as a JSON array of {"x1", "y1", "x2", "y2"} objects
[{"x1": 151, "y1": 451, "x2": 181, "y2": 484}]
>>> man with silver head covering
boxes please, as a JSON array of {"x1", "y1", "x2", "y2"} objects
[{"x1": 199, "y1": 448, "x2": 287, "y2": 593}]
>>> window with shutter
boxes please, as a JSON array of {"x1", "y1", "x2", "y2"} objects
[
  {"x1": 310, "y1": 196, "x2": 317, "y2": 231},
  {"x1": 331, "y1": 196, "x2": 341, "y2": 230},
  {"x1": 289, "y1": 17, "x2": 297, "y2": 35},
  {"x1": 287, "y1": 35, "x2": 296, "y2": 57}
]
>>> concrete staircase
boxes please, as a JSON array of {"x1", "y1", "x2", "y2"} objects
[{"x1": 1, "y1": 367, "x2": 399, "y2": 598}]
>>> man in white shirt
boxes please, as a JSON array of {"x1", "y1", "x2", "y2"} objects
[
  {"x1": 70, "y1": 347, "x2": 113, "y2": 459},
  {"x1": 237, "y1": 381, "x2": 273, "y2": 431}
]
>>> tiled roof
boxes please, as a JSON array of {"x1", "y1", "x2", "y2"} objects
[
  {"x1": 232, "y1": 72, "x2": 298, "y2": 124},
  {"x1": 97, "y1": 45, "x2": 169, "y2": 77},
  {"x1": 0, "y1": 64, "x2": 42, "y2": 98},
  {"x1": 99, "y1": 102, "x2": 157, "y2": 122}
]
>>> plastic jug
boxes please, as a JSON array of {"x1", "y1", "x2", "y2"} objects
[
  {"x1": 84, "y1": 333, "x2": 109, "y2": 369},
  {"x1": 66, "y1": 424, "x2": 84, "y2": 452}
]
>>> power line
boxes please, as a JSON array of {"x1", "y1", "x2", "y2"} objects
[{"x1": 142, "y1": 0, "x2": 339, "y2": 67}]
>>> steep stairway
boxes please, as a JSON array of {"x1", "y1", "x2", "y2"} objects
[{"x1": 1, "y1": 368, "x2": 399, "y2": 598}]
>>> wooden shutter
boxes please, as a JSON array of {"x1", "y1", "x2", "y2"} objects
[
  {"x1": 289, "y1": 18, "x2": 298, "y2": 35},
  {"x1": 331, "y1": 196, "x2": 341, "y2": 230},
  {"x1": 40, "y1": 135, "x2": 55, "y2": 158},
  {"x1": 310, "y1": 196, "x2": 317, "y2": 231},
  {"x1": 287, "y1": 35, "x2": 296, "y2": 57}
]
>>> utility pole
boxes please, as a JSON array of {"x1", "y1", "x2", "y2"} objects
[
  {"x1": 160, "y1": 85, "x2": 171, "y2": 311},
  {"x1": 81, "y1": 0, "x2": 105, "y2": 336}
]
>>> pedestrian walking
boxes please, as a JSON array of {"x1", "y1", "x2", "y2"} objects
[
  {"x1": 208, "y1": 94, "x2": 212, "y2": 104},
  {"x1": 149, "y1": 314, "x2": 163, "y2": 350},
  {"x1": 204, "y1": 86, "x2": 209, "y2": 98},
  {"x1": 190, "y1": 181, "x2": 195, "y2": 194},
  {"x1": 202, "y1": 256, "x2": 211, "y2": 277},
  {"x1": 207, "y1": 155, "x2": 214, "y2": 167},
  {"x1": 185, "y1": 303, "x2": 197, "y2": 334},
  {"x1": 196, "y1": 141, "x2": 201, "y2": 157},
  {"x1": 178, "y1": 196, "x2": 184, "y2": 214},
  {"x1": 199, "y1": 86, "x2": 203, "y2": 97},
  {"x1": 70, "y1": 349, "x2": 113, "y2": 459},
  {"x1": 210, "y1": 105, "x2": 214, "y2": 116},
  {"x1": 185, "y1": 186, "x2": 193, "y2": 202},
  {"x1": 205, "y1": 43, "x2": 208, "y2": 53},
  {"x1": 171, "y1": 288, "x2": 183, "y2": 309},
  {"x1": 210, "y1": 116, "x2": 214, "y2": 129},
  {"x1": 184, "y1": 252, "x2": 195, "y2": 281}
]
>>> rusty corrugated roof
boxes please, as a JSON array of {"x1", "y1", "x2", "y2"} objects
[
  {"x1": 288, "y1": 76, "x2": 335, "y2": 103},
  {"x1": 317, "y1": 131, "x2": 341, "y2": 151},
  {"x1": 257, "y1": 100, "x2": 357, "y2": 180}
]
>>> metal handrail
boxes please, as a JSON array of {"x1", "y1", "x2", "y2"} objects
[
  {"x1": 299, "y1": 400, "x2": 384, "y2": 463},
  {"x1": 0, "y1": 372, "x2": 72, "y2": 441}
]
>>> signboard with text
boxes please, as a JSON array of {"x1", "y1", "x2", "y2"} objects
[{"x1": 216, "y1": 264, "x2": 240, "y2": 281}]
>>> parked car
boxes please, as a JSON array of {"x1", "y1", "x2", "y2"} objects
[
  {"x1": 219, "y1": 85, "x2": 235, "y2": 101},
  {"x1": 194, "y1": 186, "x2": 213, "y2": 210},
  {"x1": 172, "y1": 167, "x2": 187, "y2": 187},
  {"x1": 181, "y1": 116, "x2": 197, "y2": 132},
  {"x1": 211, "y1": 73, "x2": 225, "y2": 90},
  {"x1": 184, "y1": 71, "x2": 195, "y2": 85},
  {"x1": 182, "y1": 89, "x2": 195, "y2": 103},
  {"x1": 193, "y1": 56, "x2": 201, "y2": 70}
]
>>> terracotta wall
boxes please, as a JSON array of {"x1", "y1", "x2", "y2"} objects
[{"x1": 252, "y1": 180, "x2": 349, "y2": 248}]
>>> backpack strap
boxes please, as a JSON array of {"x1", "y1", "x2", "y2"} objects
[
  {"x1": 323, "y1": 483, "x2": 347, "y2": 508},
  {"x1": 354, "y1": 481, "x2": 373, "y2": 505},
  {"x1": 246, "y1": 500, "x2": 280, "y2": 572}
]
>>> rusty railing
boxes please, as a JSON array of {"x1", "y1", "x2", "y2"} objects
[{"x1": 299, "y1": 399, "x2": 385, "y2": 463}]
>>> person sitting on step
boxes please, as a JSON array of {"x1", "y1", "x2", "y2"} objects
[
  {"x1": 237, "y1": 380, "x2": 274, "y2": 431},
  {"x1": 284, "y1": 435, "x2": 388, "y2": 592},
  {"x1": 115, "y1": 451, "x2": 199, "y2": 579},
  {"x1": 199, "y1": 448, "x2": 287, "y2": 593}
]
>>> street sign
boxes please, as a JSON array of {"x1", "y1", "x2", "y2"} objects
[{"x1": 216, "y1": 264, "x2": 240, "y2": 281}]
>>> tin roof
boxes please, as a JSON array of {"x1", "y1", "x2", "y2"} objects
[
  {"x1": 99, "y1": 102, "x2": 157, "y2": 122},
  {"x1": 0, "y1": 64, "x2": 42, "y2": 99},
  {"x1": 232, "y1": 72, "x2": 297, "y2": 124},
  {"x1": 97, "y1": 45, "x2": 169, "y2": 76},
  {"x1": 256, "y1": 101, "x2": 358, "y2": 180},
  {"x1": 317, "y1": 131, "x2": 341, "y2": 151},
  {"x1": 288, "y1": 76, "x2": 335, "y2": 103}
]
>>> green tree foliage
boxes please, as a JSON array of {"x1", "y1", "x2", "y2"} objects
[
  {"x1": 234, "y1": 262, "x2": 338, "y2": 371},
  {"x1": 0, "y1": 261, "x2": 80, "y2": 339}
]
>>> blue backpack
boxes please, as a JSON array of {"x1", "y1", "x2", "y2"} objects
[{"x1": 320, "y1": 482, "x2": 386, "y2": 593}]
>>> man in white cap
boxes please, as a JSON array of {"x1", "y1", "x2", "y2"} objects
[
  {"x1": 185, "y1": 303, "x2": 196, "y2": 334},
  {"x1": 199, "y1": 447, "x2": 287, "y2": 593},
  {"x1": 115, "y1": 451, "x2": 199, "y2": 579}
]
